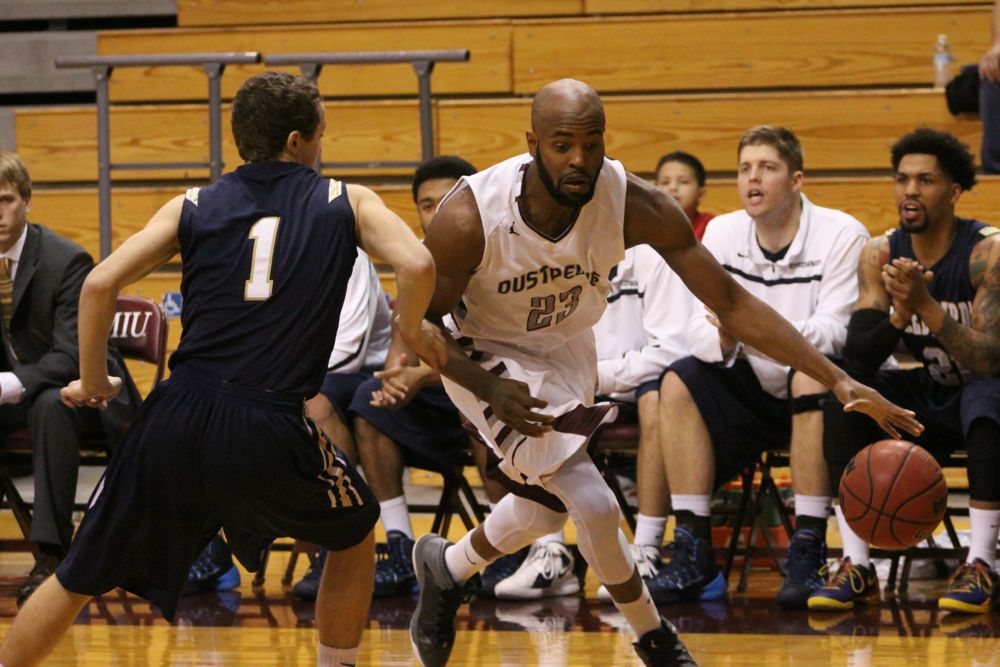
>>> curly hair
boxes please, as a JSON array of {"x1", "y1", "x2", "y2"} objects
[
  {"x1": 891, "y1": 128, "x2": 977, "y2": 191},
  {"x1": 231, "y1": 72, "x2": 322, "y2": 162}
]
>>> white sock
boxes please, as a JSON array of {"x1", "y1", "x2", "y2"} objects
[
  {"x1": 671, "y1": 494, "x2": 711, "y2": 516},
  {"x1": 317, "y1": 642, "x2": 359, "y2": 667},
  {"x1": 613, "y1": 584, "x2": 661, "y2": 637},
  {"x1": 966, "y1": 507, "x2": 1000, "y2": 568},
  {"x1": 633, "y1": 514, "x2": 667, "y2": 548},
  {"x1": 444, "y1": 533, "x2": 492, "y2": 584},
  {"x1": 794, "y1": 494, "x2": 831, "y2": 520},
  {"x1": 834, "y1": 504, "x2": 871, "y2": 568},
  {"x1": 379, "y1": 496, "x2": 413, "y2": 539},
  {"x1": 535, "y1": 528, "x2": 565, "y2": 546},
  {"x1": 489, "y1": 501, "x2": 500, "y2": 512}
]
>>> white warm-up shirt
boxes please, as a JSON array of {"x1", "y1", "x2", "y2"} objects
[
  {"x1": 594, "y1": 244, "x2": 693, "y2": 401},
  {"x1": 689, "y1": 194, "x2": 869, "y2": 398}
]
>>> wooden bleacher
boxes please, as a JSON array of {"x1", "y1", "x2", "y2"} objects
[
  {"x1": 13, "y1": 89, "x2": 983, "y2": 183},
  {"x1": 93, "y1": 7, "x2": 989, "y2": 101},
  {"x1": 173, "y1": 0, "x2": 987, "y2": 28}
]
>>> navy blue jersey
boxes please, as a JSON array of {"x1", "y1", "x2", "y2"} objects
[
  {"x1": 889, "y1": 217, "x2": 999, "y2": 386},
  {"x1": 169, "y1": 161, "x2": 358, "y2": 396}
]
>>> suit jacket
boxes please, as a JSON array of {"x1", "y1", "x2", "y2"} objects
[{"x1": 2, "y1": 223, "x2": 140, "y2": 446}]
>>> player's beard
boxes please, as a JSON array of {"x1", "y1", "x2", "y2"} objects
[
  {"x1": 535, "y1": 147, "x2": 602, "y2": 208},
  {"x1": 898, "y1": 200, "x2": 932, "y2": 233}
]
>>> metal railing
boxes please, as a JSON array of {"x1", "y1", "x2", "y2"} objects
[
  {"x1": 264, "y1": 49, "x2": 470, "y2": 170},
  {"x1": 55, "y1": 52, "x2": 262, "y2": 258}
]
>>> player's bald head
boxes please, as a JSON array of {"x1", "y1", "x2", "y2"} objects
[{"x1": 530, "y1": 79, "x2": 605, "y2": 135}]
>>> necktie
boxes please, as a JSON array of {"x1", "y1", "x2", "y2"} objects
[{"x1": 0, "y1": 258, "x2": 12, "y2": 332}]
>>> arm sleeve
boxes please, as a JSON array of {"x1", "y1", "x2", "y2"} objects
[
  {"x1": 13, "y1": 249, "x2": 92, "y2": 400},
  {"x1": 787, "y1": 226, "x2": 869, "y2": 356},
  {"x1": 843, "y1": 308, "x2": 903, "y2": 378},
  {"x1": 597, "y1": 246, "x2": 694, "y2": 395}
]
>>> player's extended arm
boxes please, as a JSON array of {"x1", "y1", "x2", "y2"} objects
[
  {"x1": 349, "y1": 184, "x2": 446, "y2": 370},
  {"x1": 622, "y1": 174, "x2": 922, "y2": 438},
  {"x1": 62, "y1": 194, "x2": 184, "y2": 408},
  {"x1": 907, "y1": 235, "x2": 1000, "y2": 376},
  {"x1": 423, "y1": 184, "x2": 552, "y2": 436}
]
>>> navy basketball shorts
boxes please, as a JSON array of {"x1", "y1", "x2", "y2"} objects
[
  {"x1": 348, "y1": 377, "x2": 469, "y2": 472},
  {"x1": 56, "y1": 366, "x2": 378, "y2": 621},
  {"x1": 318, "y1": 369, "x2": 376, "y2": 424},
  {"x1": 828, "y1": 368, "x2": 1000, "y2": 459},
  {"x1": 667, "y1": 356, "x2": 791, "y2": 489}
]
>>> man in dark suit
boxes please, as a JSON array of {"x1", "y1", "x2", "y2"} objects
[{"x1": 0, "y1": 151, "x2": 140, "y2": 604}]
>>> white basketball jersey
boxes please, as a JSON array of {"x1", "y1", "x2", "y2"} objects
[{"x1": 450, "y1": 153, "x2": 627, "y2": 357}]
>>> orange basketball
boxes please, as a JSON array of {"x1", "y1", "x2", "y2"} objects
[{"x1": 838, "y1": 440, "x2": 947, "y2": 550}]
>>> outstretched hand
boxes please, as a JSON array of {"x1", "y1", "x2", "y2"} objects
[
  {"x1": 485, "y1": 377, "x2": 553, "y2": 437},
  {"x1": 833, "y1": 376, "x2": 924, "y2": 440},
  {"x1": 61, "y1": 376, "x2": 123, "y2": 410}
]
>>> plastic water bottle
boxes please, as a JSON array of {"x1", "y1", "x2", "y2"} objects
[{"x1": 934, "y1": 34, "x2": 953, "y2": 89}]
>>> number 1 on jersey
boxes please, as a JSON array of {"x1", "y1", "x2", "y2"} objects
[{"x1": 245, "y1": 216, "x2": 280, "y2": 300}]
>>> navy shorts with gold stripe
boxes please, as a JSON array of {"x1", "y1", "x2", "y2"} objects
[{"x1": 56, "y1": 365, "x2": 379, "y2": 620}]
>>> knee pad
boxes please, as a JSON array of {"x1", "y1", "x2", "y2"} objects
[{"x1": 792, "y1": 392, "x2": 829, "y2": 415}]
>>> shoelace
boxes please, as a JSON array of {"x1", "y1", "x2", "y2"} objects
[
  {"x1": 631, "y1": 545, "x2": 660, "y2": 579},
  {"x1": 950, "y1": 562, "x2": 993, "y2": 593},
  {"x1": 824, "y1": 562, "x2": 866, "y2": 594},
  {"x1": 531, "y1": 544, "x2": 566, "y2": 581},
  {"x1": 424, "y1": 579, "x2": 471, "y2": 644}
]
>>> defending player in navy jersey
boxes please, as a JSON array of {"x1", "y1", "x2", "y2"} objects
[
  {"x1": 408, "y1": 78, "x2": 922, "y2": 667},
  {"x1": 0, "y1": 71, "x2": 446, "y2": 667},
  {"x1": 812, "y1": 128, "x2": 1000, "y2": 615}
]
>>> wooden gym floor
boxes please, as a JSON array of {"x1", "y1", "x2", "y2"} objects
[{"x1": 0, "y1": 489, "x2": 995, "y2": 664}]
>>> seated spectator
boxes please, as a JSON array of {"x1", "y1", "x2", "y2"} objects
[
  {"x1": 652, "y1": 126, "x2": 870, "y2": 609},
  {"x1": 810, "y1": 128, "x2": 1000, "y2": 614},
  {"x1": 979, "y1": 0, "x2": 1000, "y2": 173},
  {"x1": 591, "y1": 241, "x2": 694, "y2": 602},
  {"x1": 0, "y1": 151, "x2": 142, "y2": 605},
  {"x1": 653, "y1": 151, "x2": 714, "y2": 239}
]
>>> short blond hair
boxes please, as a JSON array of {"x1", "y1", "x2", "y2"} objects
[{"x1": 0, "y1": 151, "x2": 31, "y2": 200}]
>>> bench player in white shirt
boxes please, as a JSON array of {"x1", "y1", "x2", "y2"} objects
[{"x1": 408, "y1": 79, "x2": 922, "y2": 667}]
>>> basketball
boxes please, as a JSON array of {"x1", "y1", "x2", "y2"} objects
[{"x1": 839, "y1": 440, "x2": 948, "y2": 550}]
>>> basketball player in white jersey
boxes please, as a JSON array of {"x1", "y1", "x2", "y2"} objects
[{"x1": 408, "y1": 79, "x2": 923, "y2": 667}]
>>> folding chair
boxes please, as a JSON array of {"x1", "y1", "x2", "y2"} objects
[{"x1": 0, "y1": 295, "x2": 168, "y2": 549}]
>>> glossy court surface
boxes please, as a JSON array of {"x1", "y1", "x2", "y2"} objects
[{"x1": 0, "y1": 508, "x2": 996, "y2": 665}]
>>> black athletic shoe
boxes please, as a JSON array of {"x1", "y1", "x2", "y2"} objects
[
  {"x1": 777, "y1": 529, "x2": 828, "y2": 609},
  {"x1": 374, "y1": 530, "x2": 418, "y2": 598},
  {"x1": 477, "y1": 545, "x2": 530, "y2": 599},
  {"x1": 409, "y1": 533, "x2": 479, "y2": 667},
  {"x1": 291, "y1": 548, "x2": 327, "y2": 601},
  {"x1": 633, "y1": 617, "x2": 699, "y2": 666},
  {"x1": 183, "y1": 534, "x2": 240, "y2": 594}
]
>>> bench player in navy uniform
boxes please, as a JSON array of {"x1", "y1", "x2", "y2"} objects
[
  {"x1": 811, "y1": 128, "x2": 1000, "y2": 614},
  {"x1": 0, "y1": 71, "x2": 445, "y2": 667}
]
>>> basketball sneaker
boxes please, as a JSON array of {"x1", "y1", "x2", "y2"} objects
[
  {"x1": 807, "y1": 558, "x2": 879, "y2": 610},
  {"x1": 374, "y1": 530, "x2": 418, "y2": 598},
  {"x1": 409, "y1": 534, "x2": 479, "y2": 667},
  {"x1": 183, "y1": 534, "x2": 241, "y2": 594},
  {"x1": 598, "y1": 543, "x2": 664, "y2": 602},
  {"x1": 632, "y1": 617, "x2": 699, "y2": 666},
  {"x1": 494, "y1": 541, "x2": 580, "y2": 600},
  {"x1": 646, "y1": 527, "x2": 726, "y2": 604},
  {"x1": 776, "y1": 529, "x2": 828, "y2": 609},
  {"x1": 477, "y1": 545, "x2": 530, "y2": 599},
  {"x1": 939, "y1": 559, "x2": 1000, "y2": 614},
  {"x1": 291, "y1": 548, "x2": 326, "y2": 600}
]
